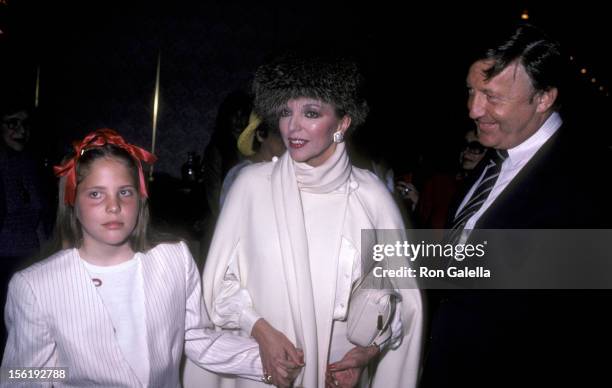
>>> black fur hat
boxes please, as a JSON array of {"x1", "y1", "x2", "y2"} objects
[{"x1": 252, "y1": 52, "x2": 368, "y2": 130}]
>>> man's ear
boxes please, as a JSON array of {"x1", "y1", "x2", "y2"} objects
[{"x1": 536, "y1": 87, "x2": 558, "y2": 113}]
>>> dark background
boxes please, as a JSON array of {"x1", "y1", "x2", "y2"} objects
[{"x1": 1, "y1": 0, "x2": 610, "y2": 176}]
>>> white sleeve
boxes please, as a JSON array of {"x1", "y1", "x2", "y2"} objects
[
  {"x1": 1, "y1": 273, "x2": 56, "y2": 388},
  {"x1": 181, "y1": 243, "x2": 263, "y2": 381},
  {"x1": 209, "y1": 254, "x2": 262, "y2": 334}
]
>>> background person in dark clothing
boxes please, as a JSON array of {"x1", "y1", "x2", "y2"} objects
[{"x1": 0, "y1": 98, "x2": 55, "y2": 353}]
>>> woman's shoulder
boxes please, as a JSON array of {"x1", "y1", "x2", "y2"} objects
[
  {"x1": 224, "y1": 159, "x2": 275, "y2": 200},
  {"x1": 351, "y1": 165, "x2": 394, "y2": 197},
  {"x1": 351, "y1": 165, "x2": 405, "y2": 228},
  {"x1": 235, "y1": 159, "x2": 275, "y2": 182}
]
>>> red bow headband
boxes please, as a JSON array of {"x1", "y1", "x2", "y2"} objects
[{"x1": 53, "y1": 128, "x2": 157, "y2": 205}]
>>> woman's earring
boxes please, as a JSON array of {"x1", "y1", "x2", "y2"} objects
[{"x1": 333, "y1": 131, "x2": 344, "y2": 143}]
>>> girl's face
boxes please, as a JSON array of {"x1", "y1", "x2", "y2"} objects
[
  {"x1": 278, "y1": 97, "x2": 350, "y2": 167},
  {"x1": 75, "y1": 157, "x2": 139, "y2": 254}
]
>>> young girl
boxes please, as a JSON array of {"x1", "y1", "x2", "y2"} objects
[{"x1": 1, "y1": 129, "x2": 280, "y2": 387}]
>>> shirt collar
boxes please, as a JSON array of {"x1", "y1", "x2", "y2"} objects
[{"x1": 506, "y1": 112, "x2": 562, "y2": 166}]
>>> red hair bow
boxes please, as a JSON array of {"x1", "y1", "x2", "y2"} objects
[{"x1": 53, "y1": 128, "x2": 157, "y2": 205}]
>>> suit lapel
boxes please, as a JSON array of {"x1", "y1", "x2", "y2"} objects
[{"x1": 475, "y1": 130, "x2": 563, "y2": 229}]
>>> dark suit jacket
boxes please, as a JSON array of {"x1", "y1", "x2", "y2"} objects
[{"x1": 420, "y1": 126, "x2": 612, "y2": 387}]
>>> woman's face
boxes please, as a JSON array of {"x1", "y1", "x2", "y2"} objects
[{"x1": 278, "y1": 97, "x2": 350, "y2": 167}]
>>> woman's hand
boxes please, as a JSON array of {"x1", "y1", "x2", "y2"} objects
[
  {"x1": 251, "y1": 318, "x2": 304, "y2": 387},
  {"x1": 325, "y1": 345, "x2": 379, "y2": 387}
]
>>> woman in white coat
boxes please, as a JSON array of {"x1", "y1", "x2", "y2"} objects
[{"x1": 184, "y1": 53, "x2": 423, "y2": 388}]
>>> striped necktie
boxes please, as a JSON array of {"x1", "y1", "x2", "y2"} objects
[{"x1": 447, "y1": 149, "x2": 509, "y2": 243}]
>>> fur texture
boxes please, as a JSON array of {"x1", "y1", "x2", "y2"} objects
[{"x1": 253, "y1": 53, "x2": 368, "y2": 130}]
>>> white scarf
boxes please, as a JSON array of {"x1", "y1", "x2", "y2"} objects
[
  {"x1": 294, "y1": 143, "x2": 351, "y2": 194},
  {"x1": 270, "y1": 143, "x2": 350, "y2": 387}
]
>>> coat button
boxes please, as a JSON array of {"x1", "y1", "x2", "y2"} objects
[{"x1": 349, "y1": 181, "x2": 358, "y2": 189}]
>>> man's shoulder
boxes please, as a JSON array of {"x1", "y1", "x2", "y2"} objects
[{"x1": 545, "y1": 127, "x2": 611, "y2": 170}]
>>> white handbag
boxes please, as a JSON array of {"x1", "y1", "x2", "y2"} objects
[{"x1": 346, "y1": 277, "x2": 400, "y2": 347}]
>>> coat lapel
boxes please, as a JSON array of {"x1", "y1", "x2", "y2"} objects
[
  {"x1": 67, "y1": 249, "x2": 145, "y2": 386},
  {"x1": 65, "y1": 249, "x2": 117, "y2": 336}
]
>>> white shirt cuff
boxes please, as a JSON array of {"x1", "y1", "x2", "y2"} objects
[{"x1": 240, "y1": 307, "x2": 262, "y2": 335}]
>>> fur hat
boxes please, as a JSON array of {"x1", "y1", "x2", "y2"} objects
[{"x1": 252, "y1": 52, "x2": 368, "y2": 130}]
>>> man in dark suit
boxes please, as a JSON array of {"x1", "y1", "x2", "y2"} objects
[{"x1": 420, "y1": 24, "x2": 612, "y2": 387}]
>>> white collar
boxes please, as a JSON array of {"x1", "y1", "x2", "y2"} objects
[{"x1": 506, "y1": 112, "x2": 562, "y2": 166}]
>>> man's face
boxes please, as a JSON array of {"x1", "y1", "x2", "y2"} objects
[
  {"x1": 1, "y1": 110, "x2": 30, "y2": 152},
  {"x1": 466, "y1": 59, "x2": 553, "y2": 150}
]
